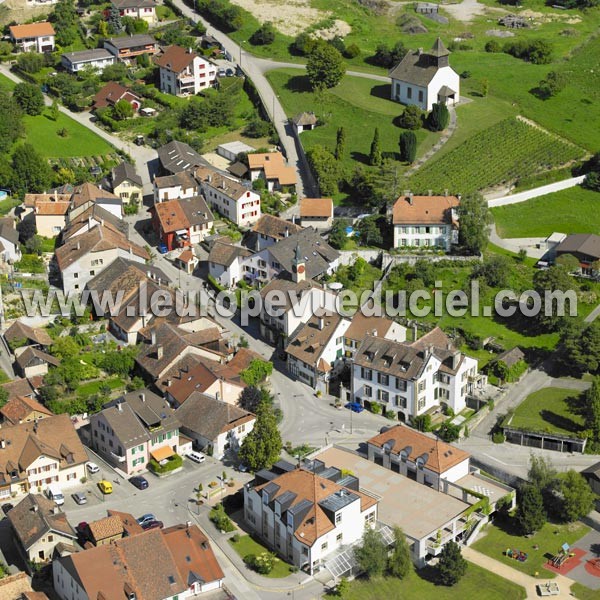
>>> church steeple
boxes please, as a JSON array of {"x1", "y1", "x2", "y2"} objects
[
  {"x1": 428, "y1": 37, "x2": 450, "y2": 68},
  {"x1": 292, "y1": 242, "x2": 306, "y2": 283}
]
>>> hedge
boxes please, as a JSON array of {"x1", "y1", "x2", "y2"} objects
[{"x1": 149, "y1": 453, "x2": 183, "y2": 473}]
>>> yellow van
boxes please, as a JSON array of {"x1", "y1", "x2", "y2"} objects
[{"x1": 98, "y1": 480, "x2": 113, "y2": 495}]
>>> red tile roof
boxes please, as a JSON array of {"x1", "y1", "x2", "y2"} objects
[
  {"x1": 10, "y1": 22, "x2": 55, "y2": 39},
  {"x1": 392, "y1": 194, "x2": 460, "y2": 225}
]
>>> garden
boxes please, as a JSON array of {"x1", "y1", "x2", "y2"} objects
[{"x1": 228, "y1": 534, "x2": 294, "y2": 578}]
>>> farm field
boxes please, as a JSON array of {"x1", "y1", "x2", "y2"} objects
[
  {"x1": 408, "y1": 118, "x2": 585, "y2": 195},
  {"x1": 492, "y1": 186, "x2": 600, "y2": 238}
]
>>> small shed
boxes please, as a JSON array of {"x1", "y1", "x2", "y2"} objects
[
  {"x1": 496, "y1": 347, "x2": 525, "y2": 368},
  {"x1": 175, "y1": 248, "x2": 198, "y2": 274},
  {"x1": 415, "y1": 2, "x2": 439, "y2": 14},
  {"x1": 217, "y1": 141, "x2": 255, "y2": 162},
  {"x1": 292, "y1": 112, "x2": 318, "y2": 134}
]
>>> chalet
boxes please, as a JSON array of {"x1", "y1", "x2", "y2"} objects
[
  {"x1": 103, "y1": 34, "x2": 158, "y2": 62},
  {"x1": 555, "y1": 233, "x2": 600, "y2": 277},
  {"x1": 10, "y1": 22, "x2": 55, "y2": 53}
]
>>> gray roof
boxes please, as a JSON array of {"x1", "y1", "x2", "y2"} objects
[
  {"x1": 111, "y1": 0, "x2": 157, "y2": 8},
  {"x1": 154, "y1": 171, "x2": 198, "y2": 190},
  {"x1": 16, "y1": 347, "x2": 61, "y2": 369},
  {"x1": 62, "y1": 48, "x2": 114, "y2": 64},
  {"x1": 208, "y1": 240, "x2": 252, "y2": 267},
  {"x1": 319, "y1": 489, "x2": 359, "y2": 513},
  {"x1": 429, "y1": 37, "x2": 449, "y2": 57},
  {"x1": 556, "y1": 234, "x2": 600, "y2": 261},
  {"x1": 104, "y1": 34, "x2": 156, "y2": 51},
  {"x1": 95, "y1": 403, "x2": 150, "y2": 448},
  {"x1": 0, "y1": 221, "x2": 19, "y2": 246},
  {"x1": 176, "y1": 393, "x2": 254, "y2": 441},
  {"x1": 292, "y1": 111, "x2": 317, "y2": 126},
  {"x1": 180, "y1": 195, "x2": 214, "y2": 227},
  {"x1": 496, "y1": 347, "x2": 525, "y2": 368},
  {"x1": 389, "y1": 38, "x2": 451, "y2": 86},
  {"x1": 112, "y1": 162, "x2": 142, "y2": 188},
  {"x1": 86, "y1": 257, "x2": 170, "y2": 293},
  {"x1": 108, "y1": 389, "x2": 179, "y2": 435},
  {"x1": 157, "y1": 141, "x2": 204, "y2": 174}
]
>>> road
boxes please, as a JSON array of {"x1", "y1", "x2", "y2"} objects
[{"x1": 487, "y1": 175, "x2": 586, "y2": 208}]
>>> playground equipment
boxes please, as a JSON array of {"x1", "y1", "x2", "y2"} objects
[
  {"x1": 504, "y1": 548, "x2": 528, "y2": 562},
  {"x1": 549, "y1": 543, "x2": 574, "y2": 569},
  {"x1": 537, "y1": 582, "x2": 560, "y2": 597}
]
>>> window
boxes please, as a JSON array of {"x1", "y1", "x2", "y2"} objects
[
  {"x1": 377, "y1": 373, "x2": 389, "y2": 386},
  {"x1": 365, "y1": 511, "x2": 375, "y2": 525},
  {"x1": 48, "y1": 534, "x2": 54, "y2": 542},
  {"x1": 394, "y1": 395, "x2": 407, "y2": 408},
  {"x1": 418, "y1": 380, "x2": 426, "y2": 392},
  {"x1": 407, "y1": 87, "x2": 412, "y2": 99},
  {"x1": 395, "y1": 378, "x2": 407, "y2": 391},
  {"x1": 378, "y1": 390, "x2": 389, "y2": 402},
  {"x1": 73, "y1": 273, "x2": 78, "y2": 279},
  {"x1": 335, "y1": 512, "x2": 342, "y2": 525},
  {"x1": 336, "y1": 533, "x2": 343, "y2": 543},
  {"x1": 321, "y1": 542, "x2": 328, "y2": 551},
  {"x1": 418, "y1": 397, "x2": 426, "y2": 410},
  {"x1": 418, "y1": 90, "x2": 424, "y2": 103},
  {"x1": 364, "y1": 385, "x2": 372, "y2": 398},
  {"x1": 361, "y1": 367, "x2": 372, "y2": 380}
]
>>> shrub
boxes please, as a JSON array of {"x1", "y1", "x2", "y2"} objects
[
  {"x1": 250, "y1": 22, "x2": 276, "y2": 46},
  {"x1": 149, "y1": 453, "x2": 183, "y2": 473},
  {"x1": 385, "y1": 409, "x2": 396, "y2": 419},
  {"x1": 503, "y1": 39, "x2": 553, "y2": 64},
  {"x1": 370, "y1": 402, "x2": 382, "y2": 414},
  {"x1": 427, "y1": 103, "x2": 450, "y2": 132},
  {"x1": 397, "y1": 104, "x2": 423, "y2": 130},
  {"x1": 492, "y1": 431, "x2": 505, "y2": 443},
  {"x1": 231, "y1": 533, "x2": 240, "y2": 543},
  {"x1": 292, "y1": 32, "x2": 317, "y2": 56},
  {"x1": 245, "y1": 551, "x2": 279, "y2": 575},
  {"x1": 196, "y1": 0, "x2": 244, "y2": 31},
  {"x1": 485, "y1": 39, "x2": 501, "y2": 53},
  {"x1": 399, "y1": 131, "x2": 417, "y2": 163},
  {"x1": 344, "y1": 43, "x2": 360, "y2": 58},
  {"x1": 209, "y1": 503, "x2": 235, "y2": 532}
]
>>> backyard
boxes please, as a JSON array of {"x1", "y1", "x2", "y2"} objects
[
  {"x1": 492, "y1": 186, "x2": 600, "y2": 239},
  {"x1": 329, "y1": 561, "x2": 526, "y2": 600},
  {"x1": 473, "y1": 517, "x2": 590, "y2": 579},
  {"x1": 506, "y1": 387, "x2": 585, "y2": 437},
  {"x1": 228, "y1": 534, "x2": 294, "y2": 578}
]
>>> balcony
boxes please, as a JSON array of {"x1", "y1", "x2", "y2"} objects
[{"x1": 111, "y1": 452, "x2": 126, "y2": 463}]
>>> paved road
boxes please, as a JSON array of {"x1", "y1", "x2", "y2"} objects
[{"x1": 487, "y1": 176, "x2": 586, "y2": 208}]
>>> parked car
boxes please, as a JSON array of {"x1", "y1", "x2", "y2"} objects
[
  {"x1": 72, "y1": 492, "x2": 87, "y2": 505},
  {"x1": 76, "y1": 522, "x2": 88, "y2": 535},
  {"x1": 129, "y1": 476, "x2": 149, "y2": 490},
  {"x1": 2, "y1": 503, "x2": 13, "y2": 515},
  {"x1": 136, "y1": 513, "x2": 156, "y2": 527},
  {"x1": 158, "y1": 243, "x2": 168, "y2": 254},
  {"x1": 142, "y1": 520, "x2": 163, "y2": 530},
  {"x1": 97, "y1": 480, "x2": 113, "y2": 494},
  {"x1": 237, "y1": 463, "x2": 249, "y2": 473},
  {"x1": 186, "y1": 451, "x2": 206, "y2": 464},
  {"x1": 86, "y1": 462, "x2": 100, "y2": 474},
  {"x1": 345, "y1": 402, "x2": 364, "y2": 413}
]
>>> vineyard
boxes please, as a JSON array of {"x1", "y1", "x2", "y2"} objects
[{"x1": 408, "y1": 118, "x2": 585, "y2": 195}]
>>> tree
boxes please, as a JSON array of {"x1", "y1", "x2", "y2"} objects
[
  {"x1": 50, "y1": 336, "x2": 80, "y2": 360},
  {"x1": 50, "y1": 99, "x2": 60, "y2": 121},
  {"x1": 458, "y1": 192, "x2": 491, "y2": 254},
  {"x1": 11, "y1": 144, "x2": 52, "y2": 196},
  {"x1": 99, "y1": 347, "x2": 137, "y2": 376},
  {"x1": 556, "y1": 470, "x2": 595, "y2": 522},
  {"x1": 412, "y1": 414, "x2": 431, "y2": 432},
  {"x1": 292, "y1": 32, "x2": 317, "y2": 56},
  {"x1": 437, "y1": 422, "x2": 461, "y2": 443},
  {"x1": 427, "y1": 103, "x2": 450, "y2": 132},
  {"x1": 354, "y1": 528, "x2": 388, "y2": 578},
  {"x1": 126, "y1": 376, "x2": 145, "y2": 392},
  {"x1": 533, "y1": 265, "x2": 577, "y2": 332},
  {"x1": 238, "y1": 401, "x2": 282, "y2": 471},
  {"x1": 335, "y1": 577, "x2": 350, "y2": 597},
  {"x1": 306, "y1": 145, "x2": 341, "y2": 196},
  {"x1": 328, "y1": 218, "x2": 350, "y2": 250},
  {"x1": 306, "y1": 41, "x2": 345, "y2": 90},
  {"x1": 334, "y1": 126, "x2": 346, "y2": 161},
  {"x1": 344, "y1": 43, "x2": 360, "y2": 58},
  {"x1": 0, "y1": 92, "x2": 23, "y2": 154},
  {"x1": 399, "y1": 131, "x2": 417, "y2": 163},
  {"x1": 372, "y1": 41, "x2": 406, "y2": 68},
  {"x1": 437, "y1": 541, "x2": 467, "y2": 586},
  {"x1": 388, "y1": 526, "x2": 411, "y2": 579},
  {"x1": 244, "y1": 118, "x2": 272, "y2": 139},
  {"x1": 397, "y1": 105, "x2": 422, "y2": 130},
  {"x1": 101, "y1": 62, "x2": 129, "y2": 83},
  {"x1": 250, "y1": 22, "x2": 275, "y2": 45},
  {"x1": 556, "y1": 253, "x2": 581, "y2": 273},
  {"x1": 238, "y1": 385, "x2": 269, "y2": 412},
  {"x1": 122, "y1": 16, "x2": 149, "y2": 35},
  {"x1": 584, "y1": 171, "x2": 600, "y2": 192},
  {"x1": 537, "y1": 71, "x2": 567, "y2": 99},
  {"x1": 16, "y1": 52, "x2": 44, "y2": 74},
  {"x1": 516, "y1": 483, "x2": 546, "y2": 534},
  {"x1": 585, "y1": 378, "x2": 600, "y2": 448},
  {"x1": 369, "y1": 128, "x2": 382, "y2": 166},
  {"x1": 107, "y1": 5, "x2": 123, "y2": 33},
  {"x1": 17, "y1": 219, "x2": 36, "y2": 245},
  {"x1": 472, "y1": 255, "x2": 511, "y2": 287},
  {"x1": 528, "y1": 454, "x2": 557, "y2": 493},
  {"x1": 25, "y1": 234, "x2": 43, "y2": 255},
  {"x1": 113, "y1": 99, "x2": 134, "y2": 121},
  {"x1": 481, "y1": 77, "x2": 489, "y2": 97},
  {"x1": 13, "y1": 83, "x2": 44, "y2": 116},
  {"x1": 180, "y1": 98, "x2": 206, "y2": 130},
  {"x1": 239, "y1": 359, "x2": 273, "y2": 386},
  {"x1": 356, "y1": 216, "x2": 383, "y2": 247}
]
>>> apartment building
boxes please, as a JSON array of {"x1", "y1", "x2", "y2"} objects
[
  {"x1": 10, "y1": 22, "x2": 55, "y2": 53},
  {"x1": 156, "y1": 45, "x2": 217, "y2": 96}
]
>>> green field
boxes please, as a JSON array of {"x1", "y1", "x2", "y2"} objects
[
  {"x1": 492, "y1": 186, "x2": 600, "y2": 238},
  {"x1": 571, "y1": 582, "x2": 600, "y2": 600},
  {"x1": 76, "y1": 377, "x2": 125, "y2": 398},
  {"x1": 409, "y1": 118, "x2": 585, "y2": 195},
  {"x1": 228, "y1": 535, "x2": 293, "y2": 578},
  {"x1": 332, "y1": 562, "x2": 526, "y2": 600},
  {"x1": 473, "y1": 517, "x2": 590, "y2": 579},
  {"x1": 508, "y1": 387, "x2": 585, "y2": 436}
]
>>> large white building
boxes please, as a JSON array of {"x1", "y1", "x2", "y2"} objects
[
  {"x1": 243, "y1": 462, "x2": 378, "y2": 574},
  {"x1": 61, "y1": 49, "x2": 116, "y2": 74},
  {"x1": 156, "y1": 45, "x2": 217, "y2": 96},
  {"x1": 389, "y1": 38, "x2": 460, "y2": 111},
  {"x1": 352, "y1": 327, "x2": 480, "y2": 420}
]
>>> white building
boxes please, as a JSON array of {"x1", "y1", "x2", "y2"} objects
[
  {"x1": 61, "y1": 49, "x2": 116, "y2": 74},
  {"x1": 153, "y1": 171, "x2": 198, "y2": 204},
  {"x1": 156, "y1": 45, "x2": 217, "y2": 96},
  {"x1": 9, "y1": 22, "x2": 55, "y2": 53},
  {"x1": 352, "y1": 327, "x2": 480, "y2": 420},
  {"x1": 196, "y1": 166, "x2": 260, "y2": 227},
  {"x1": 390, "y1": 38, "x2": 460, "y2": 111},
  {"x1": 207, "y1": 240, "x2": 252, "y2": 289},
  {"x1": 110, "y1": 0, "x2": 158, "y2": 23},
  {"x1": 0, "y1": 219, "x2": 22, "y2": 263},
  {"x1": 217, "y1": 140, "x2": 255, "y2": 163},
  {"x1": 392, "y1": 194, "x2": 460, "y2": 251},
  {"x1": 243, "y1": 464, "x2": 378, "y2": 574}
]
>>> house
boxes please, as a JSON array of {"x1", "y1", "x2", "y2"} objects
[
  {"x1": 392, "y1": 193, "x2": 460, "y2": 251},
  {"x1": 62, "y1": 204, "x2": 128, "y2": 242},
  {"x1": 107, "y1": 509, "x2": 145, "y2": 537},
  {"x1": 150, "y1": 196, "x2": 214, "y2": 251},
  {"x1": 291, "y1": 111, "x2": 317, "y2": 134},
  {"x1": 153, "y1": 171, "x2": 198, "y2": 203},
  {"x1": 0, "y1": 395, "x2": 53, "y2": 426},
  {"x1": 175, "y1": 393, "x2": 255, "y2": 458},
  {"x1": 174, "y1": 248, "x2": 198, "y2": 274},
  {"x1": 227, "y1": 161, "x2": 249, "y2": 179},
  {"x1": 60, "y1": 49, "x2": 115, "y2": 74},
  {"x1": 299, "y1": 198, "x2": 333, "y2": 229},
  {"x1": 3, "y1": 320, "x2": 52, "y2": 354},
  {"x1": 103, "y1": 34, "x2": 158, "y2": 62},
  {"x1": 243, "y1": 462, "x2": 378, "y2": 574},
  {"x1": 54, "y1": 224, "x2": 149, "y2": 292},
  {"x1": 66, "y1": 182, "x2": 123, "y2": 221},
  {"x1": 582, "y1": 462, "x2": 600, "y2": 495},
  {"x1": 352, "y1": 327, "x2": 481, "y2": 420},
  {"x1": 110, "y1": 162, "x2": 143, "y2": 205},
  {"x1": 110, "y1": 0, "x2": 157, "y2": 23},
  {"x1": 9, "y1": 494, "x2": 77, "y2": 566},
  {"x1": 208, "y1": 239, "x2": 252, "y2": 289},
  {"x1": 367, "y1": 425, "x2": 470, "y2": 490},
  {"x1": 343, "y1": 312, "x2": 407, "y2": 360},
  {"x1": 90, "y1": 389, "x2": 181, "y2": 475},
  {"x1": 248, "y1": 152, "x2": 297, "y2": 192},
  {"x1": 0, "y1": 571, "x2": 46, "y2": 599},
  {"x1": 157, "y1": 140, "x2": 204, "y2": 175},
  {"x1": 0, "y1": 377, "x2": 43, "y2": 403},
  {"x1": 251, "y1": 213, "x2": 303, "y2": 251},
  {"x1": 86, "y1": 515, "x2": 125, "y2": 546},
  {"x1": 53, "y1": 525, "x2": 225, "y2": 600},
  {"x1": 15, "y1": 347, "x2": 60, "y2": 378},
  {"x1": 9, "y1": 23, "x2": 55, "y2": 53},
  {"x1": 0, "y1": 219, "x2": 21, "y2": 263},
  {"x1": 92, "y1": 81, "x2": 142, "y2": 112},
  {"x1": 555, "y1": 233, "x2": 600, "y2": 276},
  {"x1": 25, "y1": 193, "x2": 71, "y2": 238},
  {"x1": 258, "y1": 279, "x2": 338, "y2": 345},
  {"x1": 0, "y1": 413, "x2": 88, "y2": 500},
  {"x1": 390, "y1": 37, "x2": 460, "y2": 111},
  {"x1": 217, "y1": 141, "x2": 255, "y2": 163},
  {"x1": 155, "y1": 45, "x2": 217, "y2": 96},
  {"x1": 285, "y1": 313, "x2": 351, "y2": 393},
  {"x1": 196, "y1": 165, "x2": 261, "y2": 227}
]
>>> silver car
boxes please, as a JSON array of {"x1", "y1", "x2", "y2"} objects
[{"x1": 72, "y1": 492, "x2": 87, "y2": 505}]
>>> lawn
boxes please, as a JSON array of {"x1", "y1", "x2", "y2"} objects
[
  {"x1": 492, "y1": 186, "x2": 600, "y2": 239},
  {"x1": 331, "y1": 562, "x2": 526, "y2": 600},
  {"x1": 472, "y1": 517, "x2": 590, "y2": 579},
  {"x1": 571, "y1": 582, "x2": 599, "y2": 600},
  {"x1": 75, "y1": 377, "x2": 125, "y2": 398},
  {"x1": 228, "y1": 535, "x2": 294, "y2": 578},
  {"x1": 507, "y1": 387, "x2": 585, "y2": 436},
  {"x1": 0, "y1": 197, "x2": 21, "y2": 216},
  {"x1": 0, "y1": 369, "x2": 9, "y2": 384},
  {"x1": 20, "y1": 110, "x2": 113, "y2": 158}
]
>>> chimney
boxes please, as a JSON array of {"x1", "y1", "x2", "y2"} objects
[
  {"x1": 140, "y1": 393, "x2": 145, "y2": 402},
  {"x1": 54, "y1": 190, "x2": 58, "y2": 201},
  {"x1": 77, "y1": 241, "x2": 81, "y2": 251},
  {"x1": 157, "y1": 345, "x2": 163, "y2": 360},
  {"x1": 166, "y1": 379, "x2": 172, "y2": 387},
  {"x1": 285, "y1": 226, "x2": 289, "y2": 238},
  {"x1": 151, "y1": 330, "x2": 156, "y2": 345},
  {"x1": 408, "y1": 192, "x2": 413, "y2": 206},
  {"x1": 412, "y1": 323, "x2": 418, "y2": 341},
  {"x1": 318, "y1": 317, "x2": 324, "y2": 330},
  {"x1": 0, "y1": 439, "x2": 4, "y2": 449},
  {"x1": 117, "y1": 402, "x2": 123, "y2": 412},
  {"x1": 444, "y1": 188, "x2": 449, "y2": 197},
  {"x1": 88, "y1": 216, "x2": 93, "y2": 231},
  {"x1": 428, "y1": 189, "x2": 433, "y2": 197}
]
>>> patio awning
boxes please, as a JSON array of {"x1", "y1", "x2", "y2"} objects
[
  {"x1": 438, "y1": 85, "x2": 456, "y2": 97},
  {"x1": 151, "y1": 446, "x2": 175, "y2": 462}
]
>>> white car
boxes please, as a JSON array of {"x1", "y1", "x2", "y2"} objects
[
  {"x1": 187, "y1": 451, "x2": 206, "y2": 464},
  {"x1": 86, "y1": 462, "x2": 100, "y2": 474}
]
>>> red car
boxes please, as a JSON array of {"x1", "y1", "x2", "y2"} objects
[{"x1": 142, "y1": 520, "x2": 163, "y2": 530}]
